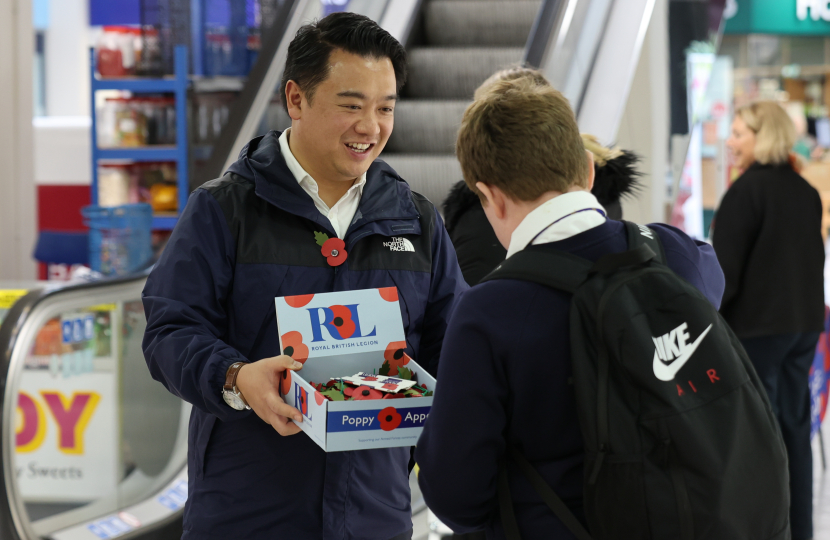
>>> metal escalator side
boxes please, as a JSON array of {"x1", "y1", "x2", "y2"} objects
[{"x1": 0, "y1": 276, "x2": 189, "y2": 540}]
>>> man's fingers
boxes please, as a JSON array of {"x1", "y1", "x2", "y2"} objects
[
  {"x1": 271, "y1": 414, "x2": 302, "y2": 436},
  {"x1": 265, "y1": 392, "x2": 302, "y2": 423},
  {"x1": 273, "y1": 354, "x2": 303, "y2": 371}
]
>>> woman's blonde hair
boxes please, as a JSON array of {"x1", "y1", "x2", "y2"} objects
[
  {"x1": 581, "y1": 134, "x2": 622, "y2": 167},
  {"x1": 473, "y1": 66, "x2": 550, "y2": 99},
  {"x1": 735, "y1": 101, "x2": 796, "y2": 166}
]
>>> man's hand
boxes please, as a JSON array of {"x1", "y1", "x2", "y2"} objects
[{"x1": 236, "y1": 355, "x2": 304, "y2": 436}]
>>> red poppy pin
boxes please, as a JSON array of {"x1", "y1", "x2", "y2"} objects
[
  {"x1": 352, "y1": 385, "x2": 383, "y2": 401},
  {"x1": 378, "y1": 407, "x2": 402, "y2": 431},
  {"x1": 383, "y1": 341, "x2": 411, "y2": 376},
  {"x1": 314, "y1": 231, "x2": 347, "y2": 266}
]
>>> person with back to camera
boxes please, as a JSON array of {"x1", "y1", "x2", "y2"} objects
[
  {"x1": 444, "y1": 132, "x2": 641, "y2": 286},
  {"x1": 141, "y1": 12, "x2": 466, "y2": 540},
  {"x1": 416, "y1": 73, "x2": 730, "y2": 539},
  {"x1": 442, "y1": 69, "x2": 641, "y2": 287},
  {"x1": 712, "y1": 101, "x2": 825, "y2": 540}
]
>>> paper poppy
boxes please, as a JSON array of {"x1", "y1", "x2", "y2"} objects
[
  {"x1": 321, "y1": 238, "x2": 347, "y2": 266},
  {"x1": 383, "y1": 341, "x2": 411, "y2": 376},
  {"x1": 280, "y1": 369, "x2": 292, "y2": 395},
  {"x1": 378, "y1": 287, "x2": 398, "y2": 302},
  {"x1": 328, "y1": 305, "x2": 356, "y2": 339},
  {"x1": 383, "y1": 393, "x2": 406, "y2": 400},
  {"x1": 378, "y1": 407, "x2": 402, "y2": 431},
  {"x1": 281, "y1": 331, "x2": 309, "y2": 364},
  {"x1": 285, "y1": 294, "x2": 315, "y2": 308},
  {"x1": 382, "y1": 383, "x2": 398, "y2": 391},
  {"x1": 361, "y1": 376, "x2": 378, "y2": 382},
  {"x1": 352, "y1": 386, "x2": 383, "y2": 401}
]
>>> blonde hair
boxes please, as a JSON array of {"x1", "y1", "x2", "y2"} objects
[
  {"x1": 474, "y1": 66, "x2": 550, "y2": 100},
  {"x1": 581, "y1": 134, "x2": 623, "y2": 167},
  {"x1": 457, "y1": 76, "x2": 589, "y2": 201},
  {"x1": 735, "y1": 101, "x2": 796, "y2": 166}
]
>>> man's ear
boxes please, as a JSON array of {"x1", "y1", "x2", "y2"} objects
[
  {"x1": 285, "y1": 80, "x2": 304, "y2": 120},
  {"x1": 585, "y1": 150, "x2": 596, "y2": 192},
  {"x1": 475, "y1": 182, "x2": 507, "y2": 220}
]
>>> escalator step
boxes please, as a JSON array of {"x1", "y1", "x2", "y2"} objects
[
  {"x1": 386, "y1": 100, "x2": 469, "y2": 154},
  {"x1": 380, "y1": 154, "x2": 464, "y2": 208},
  {"x1": 405, "y1": 47, "x2": 524, "y2": 100},
  {"x1": 425, "y1": 0, "x2": 542, "y2": 47}
]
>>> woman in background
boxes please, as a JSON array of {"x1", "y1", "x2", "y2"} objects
[{"x1": 712, "y1": 101, "x2": 824, "y2": 540}]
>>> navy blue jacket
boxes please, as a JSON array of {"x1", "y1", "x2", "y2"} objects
[
  {"x1": 415, "y1": 220, "x2": 724, "y2": 539},
  {"x1": 142, "y1": 131, "x2": 466, "y2": 540}
]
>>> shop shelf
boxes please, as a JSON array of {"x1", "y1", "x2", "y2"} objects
[
  {"x1": 90, "y1": 46, "x2": 189, "y2": 232},
  {"x1": 152, "y1": 215, "x2": 179, "y2": 231},
  {"x1": 96, "y1": 147, "x2": 180, "y2": 162},
  {"x1": 92, "y1": 77, "x2": 179, "y2": 93}
]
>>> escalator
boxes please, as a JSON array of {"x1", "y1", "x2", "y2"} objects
[{"x1": 0, "y1": 275, "x2": 187, "y2": 540}]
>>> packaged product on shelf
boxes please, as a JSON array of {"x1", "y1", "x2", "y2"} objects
[
  {"x1": 99, "y1": 96, "x2": 176, "y2": 148},
  {"x1": 96, "y1": 26, "x2": 141, "y2": 77},
  {"x1": 98, "y1": 164, "x2": 132, "y2": 207},
  {"x1": 98, "y1": 162, "x2": 178, "y2": 211}
]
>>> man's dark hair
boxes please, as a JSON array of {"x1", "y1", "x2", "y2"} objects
[{"x1": 280, "y1": 12, "x2": 407, "y2": 113}]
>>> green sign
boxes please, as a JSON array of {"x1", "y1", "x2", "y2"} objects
[{"x1": 725, "y1": 0, "x2": 830, "y2": 35}]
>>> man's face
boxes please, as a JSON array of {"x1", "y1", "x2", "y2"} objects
[{"x1": 288, "y1": 48, "x2": 397, "y2": 184}]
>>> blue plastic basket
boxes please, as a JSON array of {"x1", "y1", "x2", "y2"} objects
[{"x1": 81, "y1": 204, "x2": 153, "y2": 276}]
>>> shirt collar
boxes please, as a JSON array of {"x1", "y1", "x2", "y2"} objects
[
  {"x1": 506, "y1": 191, "x2": 606, "y2": 259},
  {"x1": 278, "y1": 128, "x2": 366, "y2": 201}
]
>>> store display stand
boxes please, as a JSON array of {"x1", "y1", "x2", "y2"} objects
[{"x1": 89, "y1": 46, "x2": 189, "y2": 231}]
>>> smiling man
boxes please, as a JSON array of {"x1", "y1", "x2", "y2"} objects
[{"x1": 141, "y1": 12, "x2": 466, "y2": 540}]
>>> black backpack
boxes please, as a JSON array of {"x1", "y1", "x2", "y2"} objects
[{"x1": 481, "y1": 221, "x2": 790, "y2": 540}]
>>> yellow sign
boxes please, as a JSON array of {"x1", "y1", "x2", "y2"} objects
[
  {"x1": 85, "y1": 304, "x2": 116, "y2": 313},
  {"x1": 0, "y1": 290, "x2": 28, "y2": 310}
]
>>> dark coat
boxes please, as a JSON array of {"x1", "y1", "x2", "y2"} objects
[
  {"x1": 142, "y1": 131, "x2": 467, "y2": 539},
  {"x1": 712, "y1": 162, "x2": 825, "y2": 338},
  {"x1": 415, "y1": 220, "x2": 725, "y2": 539}
]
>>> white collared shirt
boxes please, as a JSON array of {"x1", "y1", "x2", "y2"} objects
[
  {"x1": 506, "y1": 191, "x2": 607, "y2": 258},
  {"x1": 278, "y1": 128, "x2": 366, "y2": 238}
]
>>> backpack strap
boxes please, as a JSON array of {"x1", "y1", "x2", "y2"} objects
[
  {"x1": 623, "y1": 221, "x2": 666, "y2": 265},
  {"x1": 480, "y1": 246, "x2": 592, "y2": 292}
]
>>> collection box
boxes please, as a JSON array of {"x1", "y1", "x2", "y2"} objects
[{"x1": 275, "y1": 287, "x2": 436, "y2": 452}]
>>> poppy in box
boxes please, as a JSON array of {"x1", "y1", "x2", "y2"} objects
[
  {"x1": 352, "y1": 386, "x2": 383, "y2": 400},
  {"x1": 378, "y1": 407, "x2": 402, "y2": 431},
  {"x1": 285, "y1": 294, "x2": 314, "y2": 308},
  {"x1": 321, "y1": 237, "x2": 347, "y2": 266},
  {"x1": 281, "y1": 331, "x2": 309, "y2": 364},
  {"x1": 329, "y1": 305, "x2": 356, "y2": 338},
  {"x1": 384, "y1": 341, "x2": 411, "y2": 376},
  {"x1": 378, "y1": 287, "x2": 398, "y2": 302}
]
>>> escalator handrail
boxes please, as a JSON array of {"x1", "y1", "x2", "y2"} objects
[
  {"x1": 523, "y1": 0, "x2": 567, "y2": 69},
  {"x1": 0, "y1": 271, "x2": 151, "y2": 540}
]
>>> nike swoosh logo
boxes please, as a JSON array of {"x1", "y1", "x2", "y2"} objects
[{"x1": 652, "y1": 324, "x2": 713, "y2": 381}]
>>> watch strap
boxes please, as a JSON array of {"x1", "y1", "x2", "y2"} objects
[{"x1": 224, "y1": 361, "x2": 248, "y2": 393}]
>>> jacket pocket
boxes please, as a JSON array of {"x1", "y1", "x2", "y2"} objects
[{"x1": 190, "y1": 411, "x2": 217, "y2": 480}]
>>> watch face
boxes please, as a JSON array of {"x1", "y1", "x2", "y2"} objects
[{"x1": 223, "y1": 390, "x2": 247, "y2": 411}]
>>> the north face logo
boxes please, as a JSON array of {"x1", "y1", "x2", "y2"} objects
[
  {"x1": 652, "y1": 322, "x2": 713, "y2": 381},
  {"x1": 383, "y1": 237, "x2": 415, "y2": 252}
]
